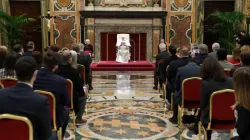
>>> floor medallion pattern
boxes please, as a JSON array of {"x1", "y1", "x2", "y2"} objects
[{"x1": 64, "y1": 71, "x2": 234, "y2": 140}]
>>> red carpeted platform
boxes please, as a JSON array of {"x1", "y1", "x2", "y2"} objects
[{"x1": 91, "y1": 61, "x2": 155, "y2": 71}]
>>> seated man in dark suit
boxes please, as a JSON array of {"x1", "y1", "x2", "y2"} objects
[
  {"x1": 34, "y1": 51, "x2": 69, "y2": 138},
  {"x1": 153, "y1": 43, "x2": 170, "y2": 90},
  {"x1": 23, "y1": 41, "x2": 35, "y2": 56},
  {"x1": 13, "y1": 44, "x2": 24, "y2": 58},
  {"x1": 73, "y1": 44, "x2": 93, "y2": 90},
  {"x1": 56, "y1": 50, "x2": 87, "y2": 124},
  {"x1": 166, "y1": 47, "x2": 190, "y2": 112},
  {"x1": 171, "y1": 58, "x2": 201, "y2": 124},
  {"x1": 0, "y1": 56, "x2": 57, "y2": 140},
  {"x1": 193, "y1": 44, "x2": 209, "y2": 65}
]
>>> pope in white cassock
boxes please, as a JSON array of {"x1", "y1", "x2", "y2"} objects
[{"x1": 116, "y1": 36, "x2": 131, "y2": 63}]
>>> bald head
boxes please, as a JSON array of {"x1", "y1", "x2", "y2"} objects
[
  {"x1": 180, "y1": 47, "x2": 189, "y2": 57},
  {"x1": 62, "y1": 50, "x2": 72, "y2": 62}
]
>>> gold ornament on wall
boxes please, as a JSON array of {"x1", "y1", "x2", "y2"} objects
[
  {"x1": 153, "y1": 0, "x2": 159, "y2": 7},
  {"x1": 57, "y1": 0, "x2": 71, "y2": 7}
]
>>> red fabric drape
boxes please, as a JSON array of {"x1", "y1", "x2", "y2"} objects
[{"x1": 100, "y1": 33, "x2": 146, "y2": 61}]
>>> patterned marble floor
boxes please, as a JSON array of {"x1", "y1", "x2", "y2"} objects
[{"x1": 64, "y1": 71, "x2": 232, "y2": 140}]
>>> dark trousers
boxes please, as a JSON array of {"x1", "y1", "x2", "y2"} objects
[
  {"x1": 61, "y1": 108, "x2": 69, "y2": 138},
  {"x1": 76, "y1": 96, "x2": 87, "y2": 120},
  {"x1": 173, "y1": 95, "x2": 178, "y2": 119},
  {"x1": 88, "y1": 69, "x2": 93, "y2": 87},
  {"x1": 154, "y1": 70, "x2": 158, "y2": 88},
  {"x1": 46, "y1": 132, "x2": 58, "y2": 140},
  {"x1": 166, "y1": 83, "x2": 173, "y2": 102}
]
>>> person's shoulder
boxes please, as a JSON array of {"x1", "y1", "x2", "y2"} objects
[
  {"x1": 236, "y1": 105, "x2": 250, "y2": 116},
  {"x1": 52, "y1": 73, "x2": 67, "y2": 83},
  {"x1": 226, "y1": 76, "x2": 233, "y2": 81},
  {"x1": 0, "y1": 88, "x2": 9, "y2": 98},
  {"x1": 202, "y1": 79, "x2": 210, "y2": 85},
  {"x1": 31, "y1": 91, "x2": 48, "y2": 102}
]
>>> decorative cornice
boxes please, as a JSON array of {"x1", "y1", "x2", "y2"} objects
[{"x1": 79, "y1": 11, "x2": 167, "y2": 18}]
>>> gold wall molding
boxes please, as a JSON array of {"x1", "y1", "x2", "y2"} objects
[{"x1": 153, "y1": 30, "x2": 160, "y2": 56}]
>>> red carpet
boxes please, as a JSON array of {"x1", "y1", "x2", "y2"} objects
[{"x1": 91, "y1": 61, "x2": 155, "y2": 71}]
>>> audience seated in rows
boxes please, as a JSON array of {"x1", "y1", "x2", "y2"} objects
[
  {"x1": 166, "y1": 47, "x2": 190, "y2": 106},
  {"x1": 73, "y1": 43, "x2": 93, "y2": 90},
  {"x1": 153, "y1": 43, "x2": 169, "y2": 90},
  {"x1": 33, "y1": 51, "x2": 69, "y2": 137},
  {"x1": 13, "y1": 44, "x2": 24, "y2": 58},
  {"x1": 32, "y1": 51, "x2": 42, "y2": 70},
  {"x1": 171, "y1": 58, "x2": 201, "y2": 124},
  {"x1": 193, "y1": 44, "x2": 209, "y2": 65},
  {"x1": 0, "y1": 56, "x2": 57, "y2": 140},
  {"x1": 208, "y1": 42, "x2": 220, "y2": 59},
  {"x1": 231, "y1": 67, "x2": 250, "y2": 140},
  {"x1": 23, "y1": 41, "x2": 35, "y2": 56},
  {"x1": 50, "y1": 44, "x2": 60, "y2": 53},
  {"x1": 70, "y1": 50, "x2": 78, "y2": 69},
  {"x1": 199, "y1": 57, "x2": 233, "y2": 140},
  {"x1": 239, "y1": 52, "x2": 250, "y2": 68},
  {"x1": 55, "y1": 50, "x2": 87, "y2": 124},
  {"x1": 217, "y1": 48, "x2": 235, "y2": 70},
  {"x1": 0, "y1": 51, "x2": 19, "y2": 78},
  {"x1": 161, "y1": 45, "x2": 179, "y2": 82},
  {"x1": 0, "y1": 46, "x2": 7, "y2": 69}
]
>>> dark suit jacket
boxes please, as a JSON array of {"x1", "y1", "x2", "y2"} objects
[
  {"x1": 235, "y1": 105, "x2": 250, "y2": 140},
  {"x1": 208, "y1": 51, "x2": 217, "y2": 59},
  {"x1": 166, "y1": 57, "x2": 190, "y2": 86},
  {"x1": 238, "y1": 34, "x2": 250, "y2": 46},
  {"x1": 155, "y1": 51, "x2": 170, "y2": 78},
  {"x1": 174, "y1": 63, "x2": 201, "y2": 104},
  {"x1": 55, "y1": 62, "x2": 85, "y2": 98},
  {"x1": 200, "y1": 77, "x2": 233, "y2": 125},
  {"x1": 193, "y1": 53, "x2": 208, "y2": 65},
  {"x1": 23, "y1": 51, "x2": 33, "y2": 56},
  {"x1": 33, "y1": 68, "x2": 69, "y2": 127},
  {"x1": 84, "y1": 44, "x2": 93, "y2": 54},
  {"x1": 0, "y1": 83, "x2": 54, "y2": 140},
  {"x1": 77, "y1": 52, "x2": 92, "y2": 79},
  {"x1": 162, "y1": 55, "x2": 179, "y2": 79}
]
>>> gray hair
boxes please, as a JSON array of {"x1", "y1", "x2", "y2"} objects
[
  {"x1": 78, "y1": 43, "x2": 85, "y2": 51},
  {"x1": 199, "y1": 44, "x2": 208, "y2": 54},
  {"x1": 70, "y1": 50, "x2": 78, "y2": 69},
  {"x1": 159, "y1": 43, "x2": 166, "y2": 52},
  {"x1": 212, "y1": 43, "x2": 220, "y2": 51}
]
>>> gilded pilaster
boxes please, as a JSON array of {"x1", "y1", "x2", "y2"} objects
[
  {"x1": 0, "y1": 0, "x2": 10, "y2": 45},
  {"x1": 41, "y1": 0, "x2": 49, "y2": 54}
]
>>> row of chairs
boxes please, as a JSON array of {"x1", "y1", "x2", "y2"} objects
[
  {"x1": 160, "y1": 77, "x2": 235, "y2": 140},
  {"x1": 0, "y1": 64, "x2": 87, "y2": 89},
  {"x1": 0, "y1": 78, "x2": 77, "y2": 140}
]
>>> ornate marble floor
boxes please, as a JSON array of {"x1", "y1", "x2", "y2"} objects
[{"x1": 64, "y1": 71, "x2": 232, "y2": 140}]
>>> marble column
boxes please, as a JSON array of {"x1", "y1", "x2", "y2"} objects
[{"x1": 235, "y1": 0, "x2": 245, "y2": 13}]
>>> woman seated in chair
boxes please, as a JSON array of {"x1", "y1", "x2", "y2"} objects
[
  {"x1": 231, "y1": 67, "x2": 250, "y2": 140},
  {"x1": 0, "y1": 52, "x2": 19, "y2": 79},
  {"x1": 116, "y1": 42, "x2": 131, "y2": 63},
  {"x1": 200, "y1": 57, "x2": 233, "y2": 140}
]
